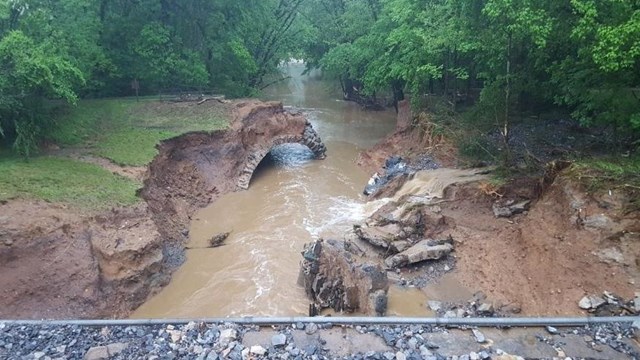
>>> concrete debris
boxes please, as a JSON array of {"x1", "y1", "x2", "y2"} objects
[{"x1": 384, "y1": 238, "x2": 454, "y2": 269}]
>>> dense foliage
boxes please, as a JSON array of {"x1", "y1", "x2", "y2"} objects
[
  {"x1": 1, "y1": 0, "x2": 638, "y2": 155},
  {"x1": 300, "y1": 0, "x2": 640, "y2": 148},
  {"x1": 0, "y1": 0, "x2": 306, "y2": 154}
]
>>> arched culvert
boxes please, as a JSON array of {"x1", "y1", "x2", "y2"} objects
[{"x1": 237, "y1": 122, "x2": 326, "y2": 190}]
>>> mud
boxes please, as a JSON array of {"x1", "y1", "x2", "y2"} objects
[
  {"x1": 0, "y1": 200, "x2": 166, "y2": 319},
  {"x1": 357, "y1": 104, "x2": 640, "y2": 316}
]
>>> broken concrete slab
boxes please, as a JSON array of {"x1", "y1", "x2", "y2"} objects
[{"x1": 384, "y1": 239, "x2": 454, "y2": 269}]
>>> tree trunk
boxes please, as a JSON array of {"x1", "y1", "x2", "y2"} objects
[{"x1": 503, "y1": 33, "x2": 512, "y2": 163}]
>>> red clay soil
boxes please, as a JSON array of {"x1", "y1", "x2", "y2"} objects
[
  {"x1": 358, "y1": 103, "x2": 640, "y2": 316},
  {"x1": 0, "y1": 200, "x2": 167, "y2": 319},
  {"x1": 436, "y1": 179, "x2": 639, "y2": 315}
]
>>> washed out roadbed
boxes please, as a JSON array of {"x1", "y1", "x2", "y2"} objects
[{"x1": 1, "y1": 320, "x2": 639, "y2": 360}]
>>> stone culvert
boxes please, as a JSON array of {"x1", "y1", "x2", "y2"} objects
[{"x1": 141, "y1": 100, "x2": 327, "y2": 253}]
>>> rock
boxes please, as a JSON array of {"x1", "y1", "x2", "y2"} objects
[
  {"x1": 471, "y1": 329, "x2": 486, "y2": 343},
  {"x1": 305, "y1": 344, "x2": 318, "y2": 355},
  {"x1": 444, "y1": 310, "x2": 458, "y2": 318},
  {"x1": 219, "y1": 329, "x2": 237, "y2": 344},
  {"x1": 383, "y1": 352, "x2": 396, "y2": 360},
  {"x1": 167, "y1": 330, "x2": 183, "y2": 343},
  {"x1": 305, "y1": 323, "x2": 319, "y2": 335},
  {"x1": 84, "y1": 346, "x2": 109, "y2": 360},
  {"x1": 427, "y1": 301, "x2": 442, "y2": 312},
  {"x1": 583, "y1": 214, "x2": 613, "y2": 230},
  {"x1": 396, "y1": 351, "x2": 407, "y2": 360},
  {"x1": 106, "y1": 343, "x2": 128, "y2": 355},
  {"x1": 3, "y1": 239, "x2": 13, "y2": 247},
  {"x1": 384, "y1": 239, "x2": 454, "y2": 268},
  {"x1": 84, "y1": 343, "x2": 129, "y2": 360},
  {"x1": 271, "y1": 333, "x2": 287, "y2": 347},
  {"x1": 299, "y1": 239, "x2": 389, "y2": 315},
  {"x1": 33, "y1": 352, "x2": 46, "y2": 359},
  {"x1": 546, "y1": 326, "x2": 558, "y2": 335},
  {"x1": 250, "y1": 345, "x2": 266, "y2": 356},
  {"x1": 594, "y1": 247, "x2": 625, "y2": 264},
  {"x1": 419, "y1": 345, "x2": 432, "y2": 358},
  {"x1": 470, "y1": 352, "x2": 480, "y2": 360},
  {"x1": 634, "y1": 292, "x2": 640, "y2": 313},
  {"x1": 492, "y1": 199, "x2": 531, "y2": 218},
  {"x1": 354, "y1": 224, "x2": 402, "y2": 249},
  {"x1": 477, "y1": 303, "x2": 494, "y2": 314},
  {"x1": 579, "y1": 295, "x2": 606, "y2": 310}
]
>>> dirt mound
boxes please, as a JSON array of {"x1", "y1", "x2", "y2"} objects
[
  {"x1": 447, "y1": 176, "x2": 639, "y2": 315},
  {"x1": 0, "y1": 200, "x2": 167, "y2": 319},
  {"x1": 357, "y1": 100, "x2": 457, "y2": 174}
]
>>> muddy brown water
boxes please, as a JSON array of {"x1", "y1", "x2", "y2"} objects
[{"x1": 132, "y1": 65, "x2": 466, "y2": 318}]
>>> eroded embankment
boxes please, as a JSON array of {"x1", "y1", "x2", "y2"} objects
[
  {"x1": 347, "y1": 102, "x2": 640, "y2": 317},
  {"x1": 0, "y1": 100, "x2": 326, "y2": 319}
]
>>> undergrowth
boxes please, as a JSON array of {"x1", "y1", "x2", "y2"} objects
[{"x1": 569, "y1": 155, "x2": 640, "y2": 190}]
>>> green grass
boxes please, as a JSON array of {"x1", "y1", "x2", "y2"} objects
[
  {"x1": 571, "y1": 155, "x2": 640, "y2": 189},
  {"x1": 2, "y1": 97, "x2": 230, "y2": 210},
  {"x1": 48, "y1": 98, "x2": 230, "y2": 166},
  {"x1": 94, "y1": 128, "x2": 178, "y2": 166},
  {"x1": 0, "y1": 156, "x2": 140, "y2": 210}
]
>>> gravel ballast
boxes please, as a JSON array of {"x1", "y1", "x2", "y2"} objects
[{"x1": 0, "y1": 320, "x2": 639, "y2": 360}]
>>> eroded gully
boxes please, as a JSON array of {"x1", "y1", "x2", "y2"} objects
[{"x1": 132, "y1": 64, "x2": 438, "y2": 319}]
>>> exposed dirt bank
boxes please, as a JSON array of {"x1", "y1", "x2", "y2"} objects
[
  {"x1": 141, "y1": 100, "x2": 326, "y2": 248},
  {"x1": 0, "y1": 200, "x2": 166, "y2": 319},
  {"x1": 355, "y1": 103, "x2": 640, "y2": 316},
  {"x1": 0, "y1": 99, "x2": 326, "y2": 319}
]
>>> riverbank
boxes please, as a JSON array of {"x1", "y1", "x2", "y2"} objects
[
  {"x1": 0, "y1": 98, "x2": 327, "y2": 319},
  {"x1": 347, "y1": 100, "x2": 640, "y2": 317}
]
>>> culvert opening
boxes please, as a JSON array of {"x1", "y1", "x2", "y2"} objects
[{"x1": 249, "y1": 143, "x2": 317, "y2": 185}]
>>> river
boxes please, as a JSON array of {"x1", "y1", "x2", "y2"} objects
[{"x1": 132, "y1": 64, "x2": 411, "y2": 318}]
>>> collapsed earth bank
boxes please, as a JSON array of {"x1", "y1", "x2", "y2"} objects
[
  {"x1": 332, "y1": 100, "x2": 640, "y2": 316},
  {"x1": 0, "y1": 100, "x2": 326, "y2": 319}
]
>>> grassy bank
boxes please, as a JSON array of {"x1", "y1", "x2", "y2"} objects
[
  {"x1": 51, "y1": 98, "x2": 230, "y2": 166},
  {"x1": 0, "y1": 156, "x2": 140, "y2": 210},
  {"x1": 1, "y1": 97, "x2": 230, "y2": 210}
]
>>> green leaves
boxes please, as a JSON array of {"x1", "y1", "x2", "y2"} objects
[{"x1": 0, "y1": 30, "x2": 84, "y2": 155}]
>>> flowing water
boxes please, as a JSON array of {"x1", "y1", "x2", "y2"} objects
[
  {"x1": 131, "y1": 65, "x2": 483, "y2": 319},
  {"x1": 132, "y1": 64, "x2": 404, "y2": 318}
]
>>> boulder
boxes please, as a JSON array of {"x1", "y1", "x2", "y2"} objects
[{"x1": 299, "y1": 239, "x2": 389, "y2": 315}]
